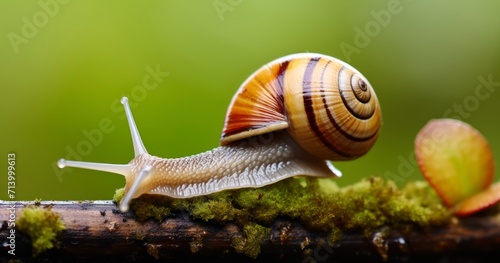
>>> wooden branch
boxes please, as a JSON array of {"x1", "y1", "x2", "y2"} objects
[{"x1": 1, "y1": 201, "x2": 500, "y2": 263}]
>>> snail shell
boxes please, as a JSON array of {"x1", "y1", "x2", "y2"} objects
[
  {"x1": 57, "y1": 53, "x2": 382, "y2": 212},
  {"x1": 221, "y1": 53, "x2": 381, "y2": 160}
]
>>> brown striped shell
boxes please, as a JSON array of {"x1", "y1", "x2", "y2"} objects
[{"x1": 220, "y1": 53, "x2": 381, "y2": 161}]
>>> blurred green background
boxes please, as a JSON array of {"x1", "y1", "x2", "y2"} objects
[{"x1": 1, "y1": 0, "x2": 499, "y2": 201}]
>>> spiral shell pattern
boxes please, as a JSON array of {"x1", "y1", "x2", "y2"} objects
[{"x1": 220, "y1": 53, "x2": 381, "y2": 161}]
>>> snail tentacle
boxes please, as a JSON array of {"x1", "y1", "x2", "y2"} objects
[
  {"x1": 120, "y1": 165, "x2": 151, "y2": 212},
  {"x1": 121, "y1": 97, "x2": 148, "y2": 157},
  {"x1": 57, "y1": 159, "x2": 130, "y2": 177}
]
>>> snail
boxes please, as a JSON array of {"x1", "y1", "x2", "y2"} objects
[{"x1": 58, "y1": 53, "x2": 382, "y2": 212}]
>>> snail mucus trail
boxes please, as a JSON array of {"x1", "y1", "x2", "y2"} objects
[{"x1": 58, "y1": 53, "x2": 382, "y2": 212}]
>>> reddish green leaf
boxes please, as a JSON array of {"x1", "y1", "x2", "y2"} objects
[{"x1": 415, "y1": 119, "x2": 494, "y2": 207}]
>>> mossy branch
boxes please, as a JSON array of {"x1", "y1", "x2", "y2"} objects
[
  {"x1": 2, "y1": 178, "x2": 500, "y2": 262},
  {"x1": 1, "y1": 200, "x2": 500, "y2": 262}
]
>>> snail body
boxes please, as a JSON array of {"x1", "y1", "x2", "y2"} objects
[{"x1": 58, "y1": 53, "x2": 381, "y2": 212}]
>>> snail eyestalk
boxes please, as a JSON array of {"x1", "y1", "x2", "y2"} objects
[
  {"x1": 56, "y1": 97, "x2": 147, "y2": 177},
  {"x1": 121, "y1": 97, "x2": 148, "y2": 157},
  {"x1": 57, "y1": 96, "x2": 153, "y2": 212},
  {"x1": 57, "y1": 159, "x2": 130, "y2": 176}
]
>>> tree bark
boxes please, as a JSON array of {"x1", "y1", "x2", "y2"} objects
[{"x1": 1, "y1": 201, "x2": 499, "y2": 263}]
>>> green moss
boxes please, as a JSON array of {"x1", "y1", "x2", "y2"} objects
[
  {"x1": 112, "y1": 188, "x2": 125, "y2": 204},
  {"x1": 115, "y1": 176, "x2": 452, "y2": 258},
  {"x1": 16, "y1": 205, "x2": 65, "y2": 256},
  {"x1": 129, "y1": 195, "x2": 174, "y2": 222},
  {"x1": 190, "y1": 197, "x2": 241, "y2": 223},
  {"x1": 328, "y1": 227, "x2": 343, "y2": 244},
  {"x1": 33, "y1": 198, "x2": 42, "y2": 206},
  {"x1": 231, "y1": 223, "x2": 271, "y2": 259}
]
